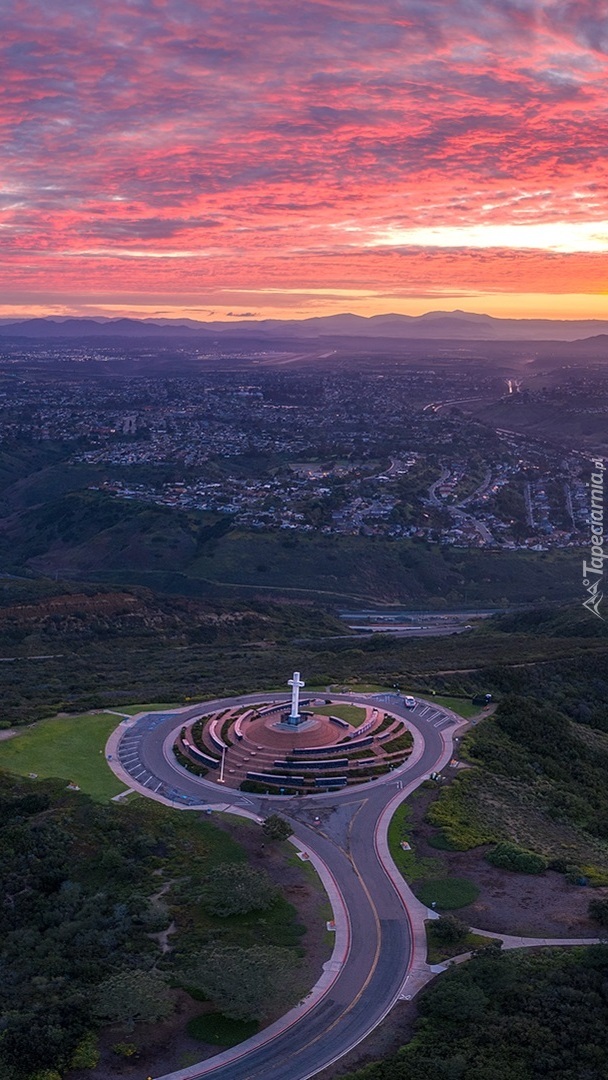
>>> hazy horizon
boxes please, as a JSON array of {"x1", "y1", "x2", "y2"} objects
[{"x1": 3, "y1": 306, "x2": 608, "y2": 327}]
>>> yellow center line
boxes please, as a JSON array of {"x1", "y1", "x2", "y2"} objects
[
  {"x1": 271, "y1": 804, "x2": 384, "y2": 1066},
  {"x1": 236, "y1": 802, "x2": 385, "y2": 1080}
]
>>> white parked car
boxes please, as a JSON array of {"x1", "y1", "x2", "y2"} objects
[{"x1": 404, "y1": 695, "x2": 417, "y2": 709}]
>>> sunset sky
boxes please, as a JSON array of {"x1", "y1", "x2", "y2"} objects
[{"x1": 2, "y1": 0, "x2": 607, "y2": 322}]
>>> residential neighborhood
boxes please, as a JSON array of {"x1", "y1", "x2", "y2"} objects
[{"x1": 0, "y1": 362, "x2": 594, "y2": 551}]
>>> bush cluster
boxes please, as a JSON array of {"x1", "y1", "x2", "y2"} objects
[
  {"x1": 486, "y1": 841, "x2": 547, "y2": 874},
  {"x1": 425, "y1": 770, "x2": 500, "y2": 850}
]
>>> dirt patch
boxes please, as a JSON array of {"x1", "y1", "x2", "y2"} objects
[
  {"x1": 408, "y1": 784, "x2": 606, "y2": 937},
  {"x1": 68, "y1": 991, "x2": 221, "y2": 1080}
]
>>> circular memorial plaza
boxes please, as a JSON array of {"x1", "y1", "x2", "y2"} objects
[{"x1": 174, "y1": 678, "x2": 415, "y2": 793}]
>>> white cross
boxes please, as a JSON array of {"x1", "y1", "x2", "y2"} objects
[{"x1": 288, "y1": 671, "x2": 305, "y2": 719}]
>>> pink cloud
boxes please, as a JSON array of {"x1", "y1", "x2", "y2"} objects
[{"x1": 0, "y1": 1, "x2": 606, "y2": 313}]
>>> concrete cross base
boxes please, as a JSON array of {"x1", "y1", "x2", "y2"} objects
[{"x1": 274, "y1": 714, "x2": 318, "y2": 732}]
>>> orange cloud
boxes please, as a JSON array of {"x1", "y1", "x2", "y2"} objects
[{"x1": 0, "y1": 1, "x2": 607, "y2": 318}]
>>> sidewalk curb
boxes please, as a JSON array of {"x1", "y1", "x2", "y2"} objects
[{"x1": 374, "y1": 708, "x2": 469, "y2": 1000}]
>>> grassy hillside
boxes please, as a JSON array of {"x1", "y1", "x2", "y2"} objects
[
  {"x1": 0, "y1": 442, "x2": 68, "y2": 498},
  {"x1": 427, "y1": 693, "x2": 608, "y2": 875},
  {"x1": 187, "y1": 527, "x2": 581, "y2": 606},
  {"x1": 0, "y1": 579, "x2": 348, "y2": 724},
  {"x1": 0, "y1": 491, "x2": 232, "y2": 574},
  {"x1": 0, "y1": 577, "x2": 605, "y2": 729},
  {"x1": 0, "y1": 489, "x2": 582, "y2": 607}
]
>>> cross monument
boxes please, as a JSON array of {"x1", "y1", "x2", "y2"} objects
[{"x1": 287, "y1": 670, "x2": 305, "y2": 725}]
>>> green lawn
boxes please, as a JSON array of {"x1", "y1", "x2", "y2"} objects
[
  {"x1": 387, "y1": 802, "x2": 442, "y2": 881},
  {"x1": 417, "y1": 695, "x2": 482, "y2": 719},
  {"x1": 114, "y1": 701, "x2": 181, "y2": 715},
  {"x1": 313, "y1": 704, "x2": 367, "y2": 727},
  {"x1": 187, "y1": 1013, "x2": 259, "y2": 1046},
  {"x1": 0, "y1": 712, "x2": 127, "y2": 801},
  {"x1": 388, "y1": 800, "x2": 480, "y2": 909},
  {"x1": 414, "y1": 877, "x2": 480, "y2": 910}
]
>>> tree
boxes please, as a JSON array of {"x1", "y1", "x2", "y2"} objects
[
  {"x1": 431, "y1": 914, "x2": 469, "y2": 946},
  {"x1": 588, "y1": 897, "x2": 608, "y2": 930},
  {"x1": 423, "y1": 980, "x2": 490, "y2": 1024},
  {"x1": 185, "y1": 943, "x2": 298, "y2": 1021},
  {"x1": 262, "y1": 814, "x2": 293, "y2": 842},
  {"x1": 199, "y1": 863, "x2": 278, "y2": 917},
  {"x1": 94, "y1": 970, "x2": 173, "y2": 1032}
]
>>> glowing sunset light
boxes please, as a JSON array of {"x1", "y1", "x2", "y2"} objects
[
  {"x1": 370, "y1": 222, "x2": 608, "y2": 254},
  {"x1": 1, "y1": 0, "x2": 607, "y2": 321}
]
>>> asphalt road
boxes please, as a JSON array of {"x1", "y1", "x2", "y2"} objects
[{"x1": 113, "y1": 693, "x2": 457, "y2": 1080}]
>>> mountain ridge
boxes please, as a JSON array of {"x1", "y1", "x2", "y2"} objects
[{"x1": 2, "y1": 310, "x2": 608, "y2": 342}]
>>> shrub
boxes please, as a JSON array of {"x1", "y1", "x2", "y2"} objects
[
  {"x1": 94, "y1": 970, "x2": 173, "y2": 1031},
  {"x1": 172, "y1": 742, "x2": 208, "y2": 776},
  {"x1": 427, "y1": 832, "x2": 462, "y2": 851},
  {"x1": 382, "y1": 731, "x2": 414, "y2": 754},
  {"x1": 565, "y1": 867, "x2": 586, "y2": 886},
  {"x1": 262, "y1": 814, "x2": 294, "y2": 841},
  {"x1": 184, "y1": 942, "x2": 299, "y2": 1021},
  {"x1": 486, "y1": 842, "x2": 547, "y2": 874},
  {"x1": 581, "y1": 865, "x2": 608, "y2": 887},
  {"x1": 431, "y1": 914, "x2": 469, "y2": 945},
  {"x1": 70, "y1": 1033, "x2": 100, "y2": 1069},
  {"x1": 589, "y1": 897, "x2": 608, "y2": 927},
  {"x1": 187, "y1": 1012, "x2": 258, "y2": 1046},
  {"x1": 548, "y1": 856, "x2": 571, "y2": 873},
  {"x1": 199, "y1": 863, "x2": 278, "y2": 917},
  {"x1": 112, "y1": 1043, "x2": 139, "y2": 1058},
  {"x1": 425, "y1": 771, "x2": 500, "y2": 850}
]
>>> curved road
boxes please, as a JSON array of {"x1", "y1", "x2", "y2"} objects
[{"x1": 108, "y1": 693, "x2": 461, "y2": 1080}]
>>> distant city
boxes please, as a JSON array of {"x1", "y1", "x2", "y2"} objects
[{"x1": 1, "y1": 353, "x2": 600, "y2": 552}]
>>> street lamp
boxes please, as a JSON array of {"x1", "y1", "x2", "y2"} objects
[{"x1": 217, "y1": 744, "x2": 226, "y2": 784}]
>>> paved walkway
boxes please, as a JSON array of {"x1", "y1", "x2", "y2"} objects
[{"x1": 431, "y1": 929, "x2": 601, "y2": 974}]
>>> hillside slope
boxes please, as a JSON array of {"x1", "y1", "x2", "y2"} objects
[{"x1": 0, "y1": 491, "x2": 582, "y2": 607}]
